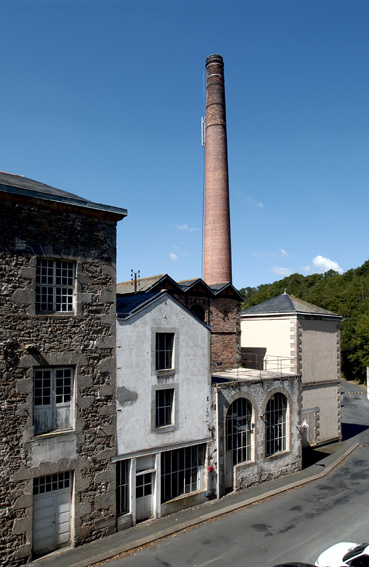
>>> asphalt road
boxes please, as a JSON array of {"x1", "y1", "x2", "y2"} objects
[{"x1": 102, "y1": 379, "x2": 369, "y2": 567}]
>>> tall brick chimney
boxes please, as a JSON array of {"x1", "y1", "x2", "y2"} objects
[{"x1": 203, "y1": 54, "x2": 232, "y2": 285}]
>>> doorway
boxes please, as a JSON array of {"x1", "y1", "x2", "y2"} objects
[{"x1": 33, "y1": 472, "x2": 71, "y2": 555}]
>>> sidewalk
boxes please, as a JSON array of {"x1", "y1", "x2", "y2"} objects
[{"x1": 30, "y1": 440, "x2": 358, "y2": 567}]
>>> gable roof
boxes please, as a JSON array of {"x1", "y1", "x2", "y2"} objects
[
  {"x1": 242, "y1": 293, "x2": 341, "y2": 318},
  {"x1": 0, "y1": 171, "x2": 127, "y2": 219},
  {"x1": 117, "y1": 274, "x2": 243, "y2": 301},
  {"x1": 116, "y1": 290, "x2": 210, "y2": 329},
  {"x1": 116, "y1": 274, "x2": 167, "y2": 295},
  {"x1": 116, "y1": 292, "x2": 164, "y2": 319}
]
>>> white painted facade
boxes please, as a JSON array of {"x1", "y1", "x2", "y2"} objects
[{"x1": 115, "y1": 292, "x2": 212, "y2": 527}]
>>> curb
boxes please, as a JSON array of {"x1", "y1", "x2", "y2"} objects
[{"x1": 30, "y1": 442, "x2": 359, "y2": 567}]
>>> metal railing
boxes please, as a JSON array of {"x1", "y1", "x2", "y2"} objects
[{"x1": 241, "y1": 350, "x2": 298, "y2": 375}]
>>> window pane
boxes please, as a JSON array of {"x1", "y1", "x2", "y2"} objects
[
  {"x1": 36, "y1": 259, "x2": 75, "y2": 313},
  {"x1": 265, "y1": 393, "x2": 287, "y2": 457},
  {"x1": 156, "y1": 389, "x2": 174, "y2": 427},
  {"x1": 34, "y1": 472, "x2": 70, "y2": 495},
  {"x1": 117, "y1": 461, "x2": 129, "y2": 515},
  {"x1": 161, "y1": 444, "x2": 205, "y2": 503},
  {"x1": 156, "y1": 333, "x2": 174, "y2": 370},
  {"x1": 34, "y1": 367, "x2": 73, "y2": 434},
  {"x1": 226, "y1": 398, "x2": 252, "y2": 465},
  {"x1": 34, "y1": 370, "x2": 51, "y2": 405}
]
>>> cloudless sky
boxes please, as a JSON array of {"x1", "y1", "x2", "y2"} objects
[{"x1": 2, "y1": 0, "x2": 369, "y2": 289}]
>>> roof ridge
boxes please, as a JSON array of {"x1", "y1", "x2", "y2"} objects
[{"x1": 117, "y1": 274, "x2": 165, "y2": 285}]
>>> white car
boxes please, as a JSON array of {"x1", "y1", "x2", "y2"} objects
[{"x1": 315, "y1": 542, "x2": 369, "y2": 567}]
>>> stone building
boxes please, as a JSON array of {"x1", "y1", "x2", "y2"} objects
[
  {"x1": 241, "y1": 293, "x2": 342, "y2": 447},
  {"x1": 210, "y1": 368, "x2": 301, "y2": 498},
  {"x1": 115, "y1": 291, "x2": 212, "y2": 527},
  {"x1": 0, "y1": 172, "x2": 126, "y2": 565},
  {"x1": 117, "y1": 274, "x2": 242, "y2": 370}
]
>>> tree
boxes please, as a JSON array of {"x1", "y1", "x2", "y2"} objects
[{"x1": 239, "y1": 261, "x2": 369, "y2": 383}]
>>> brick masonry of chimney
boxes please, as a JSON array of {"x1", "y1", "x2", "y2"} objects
[{"x1": 204, "y1": 54, "x2": 232, "y2": 285}]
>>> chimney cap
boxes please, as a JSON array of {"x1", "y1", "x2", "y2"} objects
[{"x1": 206, "y1": 54, "x2": 224, "y2": 67}]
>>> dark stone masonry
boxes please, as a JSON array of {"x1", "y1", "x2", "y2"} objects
[{"x1": 0, "y1": 176, "x2": 126, "y2": 566}]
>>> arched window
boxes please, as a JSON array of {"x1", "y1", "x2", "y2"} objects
[
  {"x1": 265, "y1": 393, "x2": 287, "y2": 457},
  {"x1": 226, "y1": 398, "x2": 252, "y2": 465}
]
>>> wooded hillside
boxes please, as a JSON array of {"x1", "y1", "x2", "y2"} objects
[{"x1": 239, "y1": 260, "x2": 369, "y2": 383}]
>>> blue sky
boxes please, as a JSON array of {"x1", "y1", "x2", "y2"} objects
[{"x1": 2, "y1": 0, "x2": 368, "y2": 289}]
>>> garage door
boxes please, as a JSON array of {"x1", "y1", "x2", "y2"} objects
[{"x1": 33, "y1": 472, "x2": 71, "y2": 555}]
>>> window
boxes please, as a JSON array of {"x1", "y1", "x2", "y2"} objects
[
  {"x1": 34, "y1": 367, "x2": 73, "y2": 434},
  {"x1": 117, "y1": 460, "x2": 129, "y2": 515},
  {"x1": 161, "y1": 444, "x2": 205, "y2": 503},
  {"x1": 265, "y1": 393, "x2": 287, "y2": 457},
  {"x1": 33, "y1": 472, "x2": 70, "y2": 495},
  {"x1": 36, "y1": 259, "x2": 75, "y2": 313},
  {"x1": 156, "y1": 389, "x2": 174, "y2": 428},
  {"x1": 156, "y1": 333, "x2": 174, "y2": 370},
  {"x1": 136, "y1": 473, "x2": 152, "y2": 498},
  {"x1": 226, "y1": 398, "x2": 252, "y2": 465}
]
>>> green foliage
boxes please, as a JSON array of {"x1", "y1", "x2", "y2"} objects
[{"x1": 239, "y1": 261, "x2": 369, "y2": 383}]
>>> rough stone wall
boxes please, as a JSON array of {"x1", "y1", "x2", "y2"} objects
[
  {"x1": 0, "y1": 196, "x2": 119, "y2": 566},
  {"x1": 210, "y1": 375, "x2": 302, "y2": 497}
]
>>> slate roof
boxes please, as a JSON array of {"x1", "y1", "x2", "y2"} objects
[
  {"x1": 176, "y1": 279, "x2": 232, "y2": 295},
  {"x1": 117, "y1": 273, "x2": 243, "y2": 301},
  {"x1": 0, "y1": 171, "x2": 127, "y2": 218},
  {"x1": 116, "y1": 292, "x2": 163, "y2": 319},
  {"x1": 242, "y1": 293, "x2": 341, "y2": 318},
  {"x1": 116, "y1": 291, "x2": 210, "y2": 329},
  {"x1": 116, "y1": 275, "x2": 167, "y2": 295}
]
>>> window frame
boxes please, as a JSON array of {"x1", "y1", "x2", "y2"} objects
[
  {"x1": 160, "y1": 444, "x2": 205, "y2": 503},
  {"x1": 226, "y1": 397, "x2": 253, "y2": 465},
  {"x1": 155, "y1": 388, "x2": 175, "y2": 428},
  {"x1": 34, "y1": 367, "x2": 74, "y2": 435},
  {"x1": 155, "y1": 332, "x2": 174, "y2": 371},
  {"x1": 116, "y1": 460, "x2": 130, "y2": 515},
  {"x1": 265, "y1": 392, "x2": 287, "y2": 457},
  {"x1": 33, "y1": 472, "x2": 71, "y2": 495},
  {"x1": 151, "y1": 384, "x2": 178, "y2": 433},
  {"x1": 36, "y1": 258, "x2": 76, "y2": 314},
  {"x1": 152, "y1": 328, "x2": 179, "y2": 376}
]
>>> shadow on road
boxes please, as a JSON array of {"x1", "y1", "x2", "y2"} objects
[
  {"x1": 302, "y1": 448, "x2": 331, "y2": 468},
  {"x1": 341, "y1": 421, "x2": 369, "y2": 441},
  {"x1": 302, "y1": 420, "x2": 369, "y2": 469}
]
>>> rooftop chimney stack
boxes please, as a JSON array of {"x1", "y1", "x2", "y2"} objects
[{"x1": 203, "y1": 54, "x2": 232, "y2": 285}]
